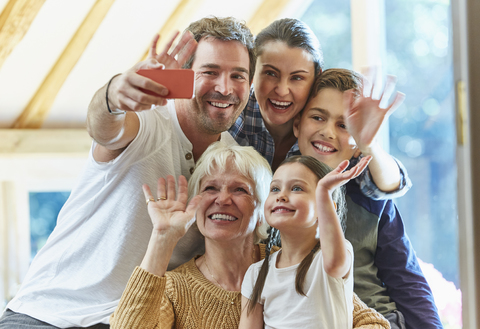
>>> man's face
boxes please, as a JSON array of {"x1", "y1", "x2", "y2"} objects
[
  {"x1": 293, "y1": 87, "x2": 358, "y2": 169},
  {"x1": 188, "y1": 38, "x2": 251, "y2": 134}
]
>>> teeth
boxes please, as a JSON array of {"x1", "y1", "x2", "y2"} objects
[
  {"x1": 272, "y1": 207, "x2": 293, "y2": 213},
  {"x1": 210, "y1": 102, "x2": 230, "y2": 108},
  {"x1": 211, "y1": 214, "x2": 237, "y2": 221},
  {"x1": 313, "y1": 142, "x2": 335, "y2": 152},
  {"x1": 270, "y1": 99, "x2": 292, "y2": 107}
]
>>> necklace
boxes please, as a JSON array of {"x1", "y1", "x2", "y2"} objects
[
  {"x1": 203, "y1": 245, "x2": 257, "y2": 305},
  {"x1": 204, "y1": 256, "x2": 237, "y2": 305}
]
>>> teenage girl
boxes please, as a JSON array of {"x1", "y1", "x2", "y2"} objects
[{"x1": 239, "y1": 155, "x2": 371, "y2": 329}]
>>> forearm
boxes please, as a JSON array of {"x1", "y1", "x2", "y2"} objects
[
  {"x1": 361, "y1": 142, "x2": 400, "y2": 192},
  {"x1": 317, "y1": 194, "x2": 350, "y2": 278},
  {"x1": 111, "y1": 267, "x2": 174, "y2": 329},
  {"x1": 352, "y1": 293, "x2": 390, "y2": 329},
  {"x1": 86, "y1": 77, "x2": 138, "y2": 150},
  {"x1": 140, "y1": 231, "x2": 180, "y2": 277},
  {"x1": 376, "y1": 202, "x2": 442, "y2": 328}
]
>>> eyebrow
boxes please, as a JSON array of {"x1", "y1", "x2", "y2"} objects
[
  {"x1": 270, "y1": 178, "x2": 310, "y2": 186},
  {"x1": 200, "y1": 63, "x2": 249, "y2": 75},
  {"x1": 263, "y1": 64, "x2": 311, "y2": 75}
]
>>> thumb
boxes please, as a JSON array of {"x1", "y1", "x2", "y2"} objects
[{"x1": 186, "y1": 195, "x2": 203, "y2": 215}]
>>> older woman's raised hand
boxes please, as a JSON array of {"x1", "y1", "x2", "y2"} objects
[{"x1": 142, "y1": 175, "x2": 203, "y2": 242}]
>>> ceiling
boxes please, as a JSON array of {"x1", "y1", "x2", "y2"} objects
[{"x1": 0, "y1": 0, "x2": 312, "y2": 130}]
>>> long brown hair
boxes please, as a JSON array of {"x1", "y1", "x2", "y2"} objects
[{"x1": 247, "y1": 155, "x2": 346, "y2": 314}]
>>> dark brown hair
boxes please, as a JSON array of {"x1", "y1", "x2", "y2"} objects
[
  {"x1": 183, "y1": 16, "x2": 256, "y2": 82},
  {"x1": 255, "y1": 18, "x2": 324, "y2": 76},
  {"x1": 247, "y1": 155, "x2": 346, "y2": 314},
  {"x1": 308, "y1": 68, "x2": 363, "y2": 103}
]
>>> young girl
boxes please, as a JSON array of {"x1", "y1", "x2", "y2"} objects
[{"x1": 239, "y1": 155, "x2": 371, "y2": 329}]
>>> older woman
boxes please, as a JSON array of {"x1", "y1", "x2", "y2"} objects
[{"x1": 110, "y1": 142, "x2": 389, "y2": 328}]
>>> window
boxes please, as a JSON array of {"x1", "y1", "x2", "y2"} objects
[
  {"x1": 300, "y1": 1, "x2": 460, "y2": 327},
  {"x1": 29, "y1": 191, "x2": 70, "y2": 260}
]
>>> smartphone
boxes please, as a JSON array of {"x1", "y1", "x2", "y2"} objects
[{"x1": 137, "y1": 68, "x2": 194, "y2": 99}]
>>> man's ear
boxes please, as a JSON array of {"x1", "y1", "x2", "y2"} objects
[{"x1": 293, "y1": 114, "x2": 302, "y2": 138}]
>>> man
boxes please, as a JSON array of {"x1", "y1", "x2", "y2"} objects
[{"x1": 0, "y1": 16, "x2": 254, "y2": 329}]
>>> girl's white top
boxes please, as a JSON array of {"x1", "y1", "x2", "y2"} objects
[{"x1": 242, "y1": 240, "x2": 354, "y2": 329}]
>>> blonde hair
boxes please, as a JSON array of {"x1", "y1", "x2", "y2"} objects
[{"x1": 188, "y1": 142, "x2": 272, "y2": 243}]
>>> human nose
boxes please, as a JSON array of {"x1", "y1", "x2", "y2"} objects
[
  {"x1": 274, "y1": 78, "x2": 289, "y2": 97},
  {"x1": 214, "y1": 73, "x2": 233, "y2": 95},
  {"x1": 215, "y1": 188, "x2": 233, "y2": 205},
  {"x1": 319, "y1": 122, "x2": 335, "y2": 139},
  {"x1": 276, "y1": 191, "x2": 288, "y2": 202}
]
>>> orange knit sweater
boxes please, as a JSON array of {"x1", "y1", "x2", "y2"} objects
[{"x1": 110, "y1": 245, "x2": 390, "y2": 329}]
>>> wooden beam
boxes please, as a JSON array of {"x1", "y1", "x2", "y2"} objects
[
  {"x1": 11, "y1": 0, "x2": 117, "y2": 129},
  {"x1": 0, "y1": 0, "x2": 16, "y2": 32},
  {"x1": 140, "y1": 0, "x2": 205, "y2": 61},
  {"x1": 0, "y1": 0, "x2": 46, "y2": 70},
  {"x1": 247, "y1": 0, "x2": 292, "y2": 36},
  {"x1": 0, "y1": 129, "x2": 91, "y2": 154}
]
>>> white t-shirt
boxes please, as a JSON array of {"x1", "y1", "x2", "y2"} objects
[
  {"x1": 242, "y1": 241, "x2": 354, "y2": 329},
  {"x1": 7, "y1": 100, "x2": 236, "y2": 328}
]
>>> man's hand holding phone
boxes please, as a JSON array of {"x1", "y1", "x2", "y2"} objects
[
  {"x1": 136, "y1": 69, "x2": 194, "y2": 99},
  {"x1": 108, "y1": 32, "x2": 197, "y2": 112}
]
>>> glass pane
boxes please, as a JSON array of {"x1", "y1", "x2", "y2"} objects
[
  {"x1": 300, "y1": 0, "x2": 352, "y2": 69},
  {"x1": 29, "y1": 191, "x2": 70, "y2": 261},
  {"x1": 302, "y1": 0, "x2": 460, "y2": 327},
  {"x1": 385, "y1": 1, "x2": 460, "y2": 328}
]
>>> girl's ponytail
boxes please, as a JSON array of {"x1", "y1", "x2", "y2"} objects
[
  {"x1": 295, "y1": 241, "x2": 320, "y2": 296},
  {"x1": 247, "y1": 228, "x2": 279, "y2": 314}
]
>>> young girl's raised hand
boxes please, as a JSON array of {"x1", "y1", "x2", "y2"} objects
[{"x1": 317, "y1": 156, "x2": 372, "y2": 195}]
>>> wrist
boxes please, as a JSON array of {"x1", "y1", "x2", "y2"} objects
[
  {"x1": 106, "y1": 74, "x2": 126, "y2": 115},
  {"x1": 358, "y1": 140, "x2": 381, "y2": 157}
]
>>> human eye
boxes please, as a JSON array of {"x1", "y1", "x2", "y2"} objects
[
  {"x1": 291, "y1": 75, "x2": 304, "y2": 81},
  {"x1": 232, "y1": 73, "x2": 247, "y2": 80},
  {"x1": 292, "y1": 185, "x2": 304, "y2": 192},
  {"x1": 338, "y1": 122, "x2": 347, "y2": 129},
  {"x1": 269, "y1": 186, "x2": 280, "y2": 192},
  {"x1": 234, "y1": 186, "x2": 249, "y2": 193},
  {"x1": 202, "y1": 70, "x2": 218, "y2": 76},
  {"x1": 312, "y1": 115, "x2": 324, "y2": 122},
  {"x1": 202, "y1": 185, "x2": 217, "y2": 192},
  {"x1": 265, "y1": 70, "x2": 277, "y2": 77}
]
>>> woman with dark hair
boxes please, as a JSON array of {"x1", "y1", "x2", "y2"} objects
[{"x1": 229, "y1": 18, "x2": 323, "y2": 170}]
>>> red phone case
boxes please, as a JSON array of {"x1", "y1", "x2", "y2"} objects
[{"x1": 137, "y1": 69, "x2": 194, "y2": 99}]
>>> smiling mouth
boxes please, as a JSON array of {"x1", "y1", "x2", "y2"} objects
[
  {"x1": 209, "y1": 213, "x2": 237, "y2": 221},
  {"x1": 271, "y1": 207, "x2": 294, "y2": 214},
  {"x1": 208, "y1": 101, "x2": 232, "y2": 109},
  {"x1": 269, "y1": 99, "x2": 292, "y2": 110},
  {"x1": 312, "y1": 142, "x2": 336, "y2": 153}
]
